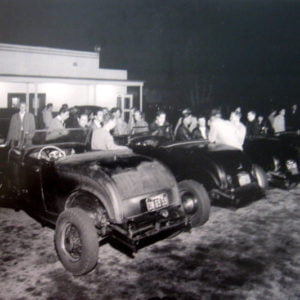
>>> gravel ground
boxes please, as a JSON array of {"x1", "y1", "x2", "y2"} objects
[{"x1": 0, "y1": 187, "x2": 300, "y2": 300}]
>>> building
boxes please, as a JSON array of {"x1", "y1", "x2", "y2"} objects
[{"x1": 0, "y1": 43, "x2": 143, "y2": 120}]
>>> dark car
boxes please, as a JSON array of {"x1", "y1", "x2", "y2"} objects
[
  {"x1": 276, "y1": 131, "x2": 300, "y2": 157},
  {"x1": 0, "y1": 108, "x2": 18, "y2": 140},
  {"x1": 0, "y1": 128, "x2": 210, "y2": 275},
  {"x1": 244, "y1": 135, "x2": 300, "y2": 189},
  {"x1": 129, "y1": 136, "x2": 267, "y2": 206}
]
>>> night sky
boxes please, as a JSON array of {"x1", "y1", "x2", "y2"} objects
[{"x1": 0, "y1": 0, "x2": 299, "y2": 114}]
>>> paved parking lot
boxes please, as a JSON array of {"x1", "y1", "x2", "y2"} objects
[{"x1": 0, "y1": 187, "x2": 300, "y2": 299}]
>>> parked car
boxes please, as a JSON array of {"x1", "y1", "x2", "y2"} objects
[
  {"x1": 0, "y1": 108, "x2": 18, "y2": 140},
  {"x1": 244, "y1": 135, "x2": 300, "y2": 189},
  {"x1": 129, "y1": 136, "x2": 267, "y2": 206},
  {"x1": 276, "y1": 131, "x2": 300, "y2": 158},
  {"x1": 0, "y1": 128, "x2": 210, "y2": 275}
]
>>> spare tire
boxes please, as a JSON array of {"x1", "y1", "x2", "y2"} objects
[
  {"x1": 54, "y1": 208, "x2": 99, "y2": 275},
  {"x1": 179, "y1": 180, "x2": 211, "y2": 227}
]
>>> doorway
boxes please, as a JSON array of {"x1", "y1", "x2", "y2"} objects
[{"x1": 117, "y1": 94, "x2": 133, "y2": 122}]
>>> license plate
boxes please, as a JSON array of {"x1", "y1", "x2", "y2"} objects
[
  {"x1": 146, "y1": 193, "x2": 169, "y2": 211},
  {"x1": 238, "y1": 173, "x2": 251, "y2": 186}
]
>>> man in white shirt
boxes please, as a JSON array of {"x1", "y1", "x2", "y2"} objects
[
  {"x1": 230, "y1": 111, "x2": 246, "y2": 149},
  {"x1": 273, "y1": 109, "x2": 286, "y2": 133},
  {"x1": 208, "y1": 109, "x2": 243, "y2": 150}
]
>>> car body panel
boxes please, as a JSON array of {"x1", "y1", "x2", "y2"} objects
[
  {"x1": 0, "y1": 129, "x2": 189, "y2": 241},
  {"x1": 129, "y1": 136, "x2": 264, "y2": 204},
  {"x1": 244, "y1": 135, "x2": 300, "y2": 188}
]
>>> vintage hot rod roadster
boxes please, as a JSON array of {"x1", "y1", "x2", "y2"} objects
[
  {"x1": 129, "y1": 136, "x2": 267, "y2": 206},
  {"x1": 0, "y1": 129, "x2": 210, "y2": 275}
]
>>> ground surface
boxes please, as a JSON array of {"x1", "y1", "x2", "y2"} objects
[{"x1": 0, "y1": 187, "x2": 300, "y2": 300}]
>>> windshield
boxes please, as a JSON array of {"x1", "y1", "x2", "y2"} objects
[{"x1": 8, "y1": 128, "x2": 91, "y2": 149}]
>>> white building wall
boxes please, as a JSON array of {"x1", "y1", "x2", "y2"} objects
[
  {"x1": 0, "y1": 43, "x2": 127, "y2": 80},
  {"x1": 0, "y1": 44, "x2": 140, "y2": 111},
  {"x1": 0, "y1": 81, "x2": 127, "y2": 110}
]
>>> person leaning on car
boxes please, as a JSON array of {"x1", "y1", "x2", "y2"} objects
[
  {"x1": 7, "y1": 101, "x2": 36, "y2": 147},
  {"x1": 91, "y1": 114, "x2": 130, "y2": 151},
  {"x1": 46, "y1": 107, "x2": 70, "y2": 141}
]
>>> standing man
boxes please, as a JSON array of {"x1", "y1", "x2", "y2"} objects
[
  {"x1": 208, "y1": 109, "x2": 242, "y2": 150},
  {"x1": 174, "y1": 108, "x2": 197, "y2": 137},
  {"x1": 273, "y1": 109, "x2": 286, "y2": 133},
  {"x1": 192, "y1": 115, "x2": 208, "y2": 140},
  {"x1": 230, "y1": 111, "x2": 246, "y2": 149},
  {"x1": 90, "y1": 108, "x2": 104, "y2": 129},
  {"x1": 131, "y1": 110, "x2": 149, "y2": 135},
  {"x1": 287, "y1": 104, "x2": 299, "y2": 131},
  {"x1": 246, "y1": 111, "x2": 260, "y2": 137},
  {"x1": 7, "y1": 101, "x2": 36, "y2": 147},
  {"x1": 150, "y1": 110, "x2": 173, "y2": 139},
  {"x1": 42, "y1": 103, "x2": 53, "y2": 128},
  {"x1": 110, "y1": 107, "x2": 130, "y2": 136}
]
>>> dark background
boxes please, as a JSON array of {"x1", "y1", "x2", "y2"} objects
[{"x1": 0, "y1": 0, "x2": 299, "y2": 116}]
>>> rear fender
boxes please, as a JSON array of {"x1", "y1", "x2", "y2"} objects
[{"x1": 65, "y1": 175, "x2": 123, "y2": 223}]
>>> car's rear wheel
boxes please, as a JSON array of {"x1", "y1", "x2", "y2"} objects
[
  {"x1": 179, "y1": 180, "x2": 210, "y2": 227},
  {"x1": 54, "y1": 208, "x2": 99, "y2": 275}
]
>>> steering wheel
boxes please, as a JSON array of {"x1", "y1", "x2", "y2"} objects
[{"x1": 37, "y1": 145, "x2": 66, "y2": 160}]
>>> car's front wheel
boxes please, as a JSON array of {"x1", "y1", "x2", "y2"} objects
[
  {"x1": 253, "y1": 164, "x2": 268, "y2": 189},
  {"x1": 54, "y1": 208, "x2": 99, "y2": 275},
  {"x1": 179, "y1": 180, "x2": 211, "y2": 227}
]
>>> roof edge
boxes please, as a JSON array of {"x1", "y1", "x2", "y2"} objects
[{"x1": 0, "y1": 43, "x2": 98, "y2": 58}]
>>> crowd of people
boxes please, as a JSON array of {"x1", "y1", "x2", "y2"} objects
[
  {"x1": 6, "y1": 101, "x2": 299, "y2": 152},
  {"x1": 168, "y1": 104, "x2": 299, "y2": 150}
]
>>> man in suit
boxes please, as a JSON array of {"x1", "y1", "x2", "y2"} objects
[
  {"x1": 7, "y1": 101, "x2": 36, "y2": 147},
  {"x1": 192, "y1": 115, "x2": 208, "y2": 140}
]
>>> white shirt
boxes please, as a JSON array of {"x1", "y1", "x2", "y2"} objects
[
  {"x1": 231, "y1": 121, "x2": 246, "y2": 148},
  {"x1": 273, "y1": 115, "x2": 285, "y2": 133},
  {"x1": 199, "y1": 126, "x2": 207, "y2": 139},
  {"x1": 19, "y1": 112, "x2": 25, "y2": 130},
  {"x1": 209, "y1": 118, "x2": 243, "y2": 150}
]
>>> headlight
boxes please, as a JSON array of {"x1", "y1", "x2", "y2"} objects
[
  {"x1": 286, "y1": 160, "x2": 298, "y2": 174},
  {"x1": 273, "y1": 157, "x2": 280, "y2": 172},
  {"x1": 182, "y1": 193, "x2": 197, "y2": 215}
]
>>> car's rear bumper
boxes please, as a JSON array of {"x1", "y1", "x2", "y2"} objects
[
  {"x1": 210, "y1": 183, "x2": 265, "y2": 206},
  {"x1": 109, "y1": 205, "x2": 189, "y2": 251},
  {"x1": 268, "y1": 171, "x2": 300, "y2": 189}
]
